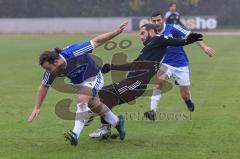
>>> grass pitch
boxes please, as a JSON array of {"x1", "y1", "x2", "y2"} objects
[{"x1": 0, "y1": 34, "x2": 240, "y2": 159}]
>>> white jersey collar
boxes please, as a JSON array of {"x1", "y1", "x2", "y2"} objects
[{"x1": 59, "y1": 54, "x2": 67, "y2": 67}]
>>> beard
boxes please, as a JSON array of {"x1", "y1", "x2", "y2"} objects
[
  {"x1": 51, "y1": 63, "x2": 65, "y2": 76},
  {"x1": 143, "y1": 34, "x2": 151, "y2": 46},
  {"x1": 154, "y1": 24, "x2": 162, "y2": 32}
]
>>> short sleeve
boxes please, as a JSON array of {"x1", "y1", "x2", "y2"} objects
[
  {"x1": 72, "y1": 41, "x2": 95, "y2": 56},
  {"x1": 61, "y1": 41, "x2": 95, "y2": 59},
  {"x1": 172, "y1": 24, "x2": 191, "y2": 37},
  {"x1": 42, "y1": 71, "x2": 55, "y2": 86}
]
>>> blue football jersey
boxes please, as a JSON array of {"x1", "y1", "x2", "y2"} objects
[
  {"x1": 159, "y1": 23, "x2": 191, "y2": 67},
  {"x1": 42, "y1": 41, "x2": 100, "y2": 86}
]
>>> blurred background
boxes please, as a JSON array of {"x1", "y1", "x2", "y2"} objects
[
  {"x1": 1, "y1": 1, "x2": 240, "y2": 159},
  {"x1": 0, "y1": 0, "x2": 239, "y2": 33}
]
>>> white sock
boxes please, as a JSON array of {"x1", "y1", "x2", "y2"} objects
[
  {"x1": 72, "y1": 103, "x2": 90, "y2": 138},
  {"x1": 150, "y1": 88, "x2": 161, "y2": 112},
  {"x1": 72, "y1": 120, "x2": 85, "y2": 139},
  {"x1": 102, "y1": 111, "x2": 119, "y2": 127}
]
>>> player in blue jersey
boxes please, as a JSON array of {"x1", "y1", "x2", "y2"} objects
[
  {"x1": 144, "y1": 11, "x2": 215, "y2": 120},
  {"x1": 27, "y1": 21, "x2": 128, "y2": 146}
]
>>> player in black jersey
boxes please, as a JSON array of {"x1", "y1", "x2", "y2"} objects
[{"x1": 88, "y1": 23, "x2": 203, "y2": 138}]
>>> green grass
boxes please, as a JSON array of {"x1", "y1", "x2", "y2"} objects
[{"x1": 0, "y1": 34, "x2": 240, "y2": 159}]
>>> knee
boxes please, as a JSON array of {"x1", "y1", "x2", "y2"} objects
[
  {"x1": 156, "y1": 74, "x2": 168, "y2": 87},
  {"x1": 90, "y1": 102, "x2": 110, "y2": 115},
  {"x1": 157, "y1": 75, "x2": 166, "y2": 82},
  {"x1": 76, "y1": 102, "x2": 88, "y2": 112},
  {"x1": 78, "y1": 96, "x2": 88, "y2": 103}
]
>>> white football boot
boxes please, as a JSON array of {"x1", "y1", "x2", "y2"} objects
[{"x1": 89, "y1": 124, "x2": 111, "y2": 139}]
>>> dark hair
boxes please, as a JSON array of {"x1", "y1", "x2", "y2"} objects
[
  {"x1": 39, "y1": 48, "x2": 62, "y2": 65},
  {"x1": 169, "y1": 2, "x2": 177, "y2": 8},
  {"x1": 151, "y1": 10, "x2": 163, "y2": 18},
  {"x1": 140, "y1": 23, "x2": 157, "y2": 33}
]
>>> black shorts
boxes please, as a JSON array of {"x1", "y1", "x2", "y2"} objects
[{"x1": 99, "y1": 62, "x2": 159, "y2": 109}]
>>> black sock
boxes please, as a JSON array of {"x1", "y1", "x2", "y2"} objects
[
  {"x1": 185, "y1": 99, "x2": 195, "y2": 112},
  {"x1": 185, "y1": 99, "x2": 193, "y2": 106}
]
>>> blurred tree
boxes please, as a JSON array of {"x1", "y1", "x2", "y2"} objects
[
  {"x1": 167, "y1": 0, "x2": 200, "y2": 6},
  {"x1": 129, "y1": 0, "x2": 145, "y2": 11},
  {"x1": 0, "y1": 0, "x2": 240, "y2": 28}
]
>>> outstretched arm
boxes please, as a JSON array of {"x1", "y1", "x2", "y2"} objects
[
  {"x1": 28, "y1": 84, "x2": 49, "y2": 123},
  {"x1": 92, "y1": 21, "x2": 128, "y2": 48},
  {"x1": 159, "y1": 33, "x2": 203, "y2": 47},
  {"x1": 101, "y1": 61, "x2": 159, "y2": 73},
  {"x1": 196, "y1": 41, "x2": 215, "y2": 57}
]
